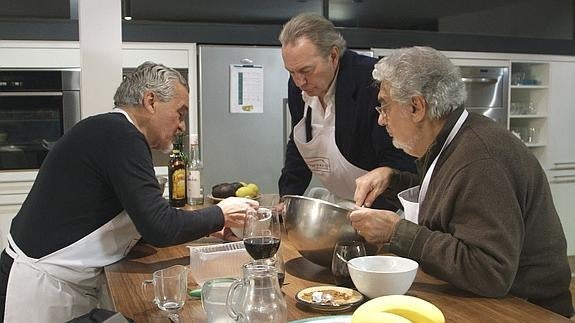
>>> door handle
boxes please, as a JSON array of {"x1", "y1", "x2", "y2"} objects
[
  {"x1": 550, "y1": 174, "x2": 575, "y2": 183},
  {"x1": 0, "y1": 92, "x2": 63, "y2": 96},
  {"x1": 461, "y1": 77, "x2": 498, "y2": 84},
  {"x1": 549, "y1": 161, "x2": 575, "y2": 171}
]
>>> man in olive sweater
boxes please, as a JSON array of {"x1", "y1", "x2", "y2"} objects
[{"x1": 350, "y1": 46, "x2": 574, "y2": 318}]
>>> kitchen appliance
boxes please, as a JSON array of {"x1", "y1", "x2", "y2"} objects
[
  {"x1": 198, "y1": 45, "x2": 288, "y2": 194},
  {"x1": 459, "y1": 66, "x2": 509, "y2": 127},
  {"x1": 0, "y1": 69, "x2": 81, "y2": 170}
]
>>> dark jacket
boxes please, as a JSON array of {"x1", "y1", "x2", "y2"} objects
[{"x1": 279, "y1": 50, "x2": 416, "y2": 209}]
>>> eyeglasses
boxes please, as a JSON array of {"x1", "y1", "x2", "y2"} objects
[{"x1": 374, "y1": 102, "x2": 392, "y2": 119}]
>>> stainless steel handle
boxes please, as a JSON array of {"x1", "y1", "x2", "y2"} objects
[
  {"x1": 0, "y1": 92, "x2": 63, "y2": 96},
  {"x1": 549, "y1": 161, "x2": 575, "y2": 171},
  {"x1": 550, "y1": 174, "x2": 575, "y2": 183},
  {"x1": 461, "y1": 77, "x2": 497, "y2": 84}
]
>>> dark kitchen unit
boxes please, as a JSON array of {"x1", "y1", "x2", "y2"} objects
[{"x1": 0, "y1": 69, "x2": 81, "y2": 170}]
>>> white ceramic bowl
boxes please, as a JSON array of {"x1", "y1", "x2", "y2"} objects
[{"x1": 348, "y1": 256, "x2": 418, "y2": 299}]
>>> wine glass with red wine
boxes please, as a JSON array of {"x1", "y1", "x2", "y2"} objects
[{"x1": 243, "y1": 207, "x2": 281, "y2": 260}]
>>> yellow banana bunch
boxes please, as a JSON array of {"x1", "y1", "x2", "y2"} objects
[{"x1": 352, "y1": 295, "x2": 445, "y2": 323}]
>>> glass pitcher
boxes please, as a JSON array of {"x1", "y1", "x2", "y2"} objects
[{"x1": 226, "y1": 262, "x2": 287, "y2": 322}]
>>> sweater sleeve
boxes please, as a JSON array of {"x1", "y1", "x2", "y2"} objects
[
  {"x1": 107, "y1": 133, "x2": 225, "y2": 247},
  {"x1": 388, "y1": 159, "x2": 524, "y2": 297}
]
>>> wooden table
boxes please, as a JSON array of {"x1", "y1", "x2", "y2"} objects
[{"x1": 104, "y1": 197, "x2": 571, "y2": 322}]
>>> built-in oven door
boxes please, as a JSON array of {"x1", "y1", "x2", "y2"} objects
[
  {"x1": 0, "y1": 70, "x2": 80, "y2": 170},
  {"x1": 0, "y1": 93, "x2": 65, "y2": 170}
]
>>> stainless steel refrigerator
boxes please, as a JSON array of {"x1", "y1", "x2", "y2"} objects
[{"x1": 198, "y1": 45, "x2": 290, "y2": 195}]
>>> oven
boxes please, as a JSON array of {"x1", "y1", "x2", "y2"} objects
[
  {"x1": 460, "y1": 66, "x2": 509, "y2": 127},
  {"x1": 0, "y1": 69, "x2": 81, "y2": 170}
]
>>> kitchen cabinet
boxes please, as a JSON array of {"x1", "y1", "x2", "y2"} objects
[
  {"x1": 547, "y1": 61, "x2": 575, "y2": 256},
  {"x1": 0, "y1": 171, "x2": 36, "y2": 251},
  {"x1": 509, "y1": 62, "x2": 549, "y2": 163}
]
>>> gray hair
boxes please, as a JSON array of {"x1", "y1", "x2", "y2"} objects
[
  {"x1": 114, "y1": 61, "x2": 188, "y2": 107},
  {"x1": 279, "y1": 13, "x2": 346, "y2": 58},
  {"x1": 372, "y1": 46, "x2": 467, "y2": 120}
]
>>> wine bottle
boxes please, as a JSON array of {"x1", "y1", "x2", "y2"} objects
[
  {"x1": 187, "y1": 134, "x2": 204, "y2": 205},
  {"x1": 169, "y1": 135, "x2": 187, "y2": 207}
]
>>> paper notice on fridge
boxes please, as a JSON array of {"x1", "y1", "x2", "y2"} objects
[{"x1": 229, "y1": 64, "x2": 264, "y2": 113}]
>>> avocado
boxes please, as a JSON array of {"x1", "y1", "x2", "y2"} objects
[
  {"x1": 230, "y1": 182, "x2": 244, "y2": 192},
  {"x1": 212, "y1": 182, "x2": 236, "y2": 198}
]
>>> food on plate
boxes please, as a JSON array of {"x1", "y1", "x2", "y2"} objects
[
  {"x1": 212, "y1": 181, "x2": 259, "y2": 198},
  {"x1": 352, "y1": 295, "x2": 444, "y2": 323},
  {"x1": 300, "y1": 289, "x2": 353, "y2": 306}
]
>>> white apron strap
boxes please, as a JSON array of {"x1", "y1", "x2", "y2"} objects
[{"x1": 398, "y1": 110, "x2": 469, "y2": 224}]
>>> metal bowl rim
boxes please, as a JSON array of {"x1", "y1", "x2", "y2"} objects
[{"x1": 282, "y1": 194, "x2": 353, "y2": 212}]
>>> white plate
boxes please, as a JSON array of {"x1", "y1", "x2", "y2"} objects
[
  {"x1": 289, "y1": 315, "x2": 352, "y2": 322},
  {"x1": 207, "y1": 194, "x2": 261, "y2": 202},
  {"x1": 295, "y1": 286, "x2": 363, "y2": 313}
]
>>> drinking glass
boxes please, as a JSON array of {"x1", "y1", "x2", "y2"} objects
[
  {"x1": 201, "y1": 278, "x2": 237, "y2": 323},
  {"x1": 331, "y1": 240, "x2": 366, "y2": 288},
  {"x1": 243, "y1": 207, "x2": 281, "y2": 260},
  {"x1": 142, "y1": 265, "x2": 187, "y2": 321},
  {"x1": 249, "y1": 247, "x2": 286, "y2": 287}
]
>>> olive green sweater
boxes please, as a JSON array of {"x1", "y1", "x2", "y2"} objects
[{"x1": 385, "y1": 108, "x2": 574, "y2": 317}]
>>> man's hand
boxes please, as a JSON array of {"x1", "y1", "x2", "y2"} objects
[
  {"x1": 349, "y1": 207, "x2": 400, "y2": 244},
  {"x1": 217, "y1": 197, "x2": 259, "y2": 229},
  {"x1": 354, "y1": 166, "x2": 395, "y2": 207},
  {"x1": 210, "y1": 227, "x2": 241, "y2": 241}
]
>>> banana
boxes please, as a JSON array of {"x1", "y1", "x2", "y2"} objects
[
  {"x1": 352, "y1": 310, "x2": 413, "y2": 323},
  {"x1": 352, "y1": 295, "x2": 445, "y2": 323}
]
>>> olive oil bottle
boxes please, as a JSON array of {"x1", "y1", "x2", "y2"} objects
[{"x1": 168, "y1": 135, "x2": 187, "y2": 207}]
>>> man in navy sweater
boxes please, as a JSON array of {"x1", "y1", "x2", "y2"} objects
[{"x1": 0, "y1": 61, "x2": 257, "y2": 322}]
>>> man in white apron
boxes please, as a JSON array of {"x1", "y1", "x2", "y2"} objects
[
  {"x1": 348, "y1": 47, "x2": 574, "y2": 318},
  {"x1": 0, "y1": 62, "x2": 257, "y2": 322},
  {"x1": 277, "y1": 13, "x2": 416, "y2": 208}
]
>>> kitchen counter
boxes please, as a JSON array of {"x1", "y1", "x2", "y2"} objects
[{"x1": 104, "y1": 197, "x2": 570, "y2": 322}]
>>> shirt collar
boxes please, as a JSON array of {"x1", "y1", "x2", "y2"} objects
[{"x1": 301, "y1": 68, "x2": 339, "y2": 107}]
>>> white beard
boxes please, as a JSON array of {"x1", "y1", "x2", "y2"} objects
[{"x1": 392, "y1": 134, "x2": 419, "y2": 157}]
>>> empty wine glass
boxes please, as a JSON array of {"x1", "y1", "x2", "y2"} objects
[
  {"x1": 243, "y1": 207, "x2": 281, "y2": 260},
  {"x1": 331, "y1": 240, "x2": 366, "y2": 288}
]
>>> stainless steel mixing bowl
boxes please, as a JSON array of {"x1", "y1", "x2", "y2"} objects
[{"x1": 283, "y1": 195, "x2": 365, "y2": 268}]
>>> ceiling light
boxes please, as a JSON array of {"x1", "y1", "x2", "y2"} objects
[{"x1": 122, "y1": 0, "x2": 132, "y2": 21}]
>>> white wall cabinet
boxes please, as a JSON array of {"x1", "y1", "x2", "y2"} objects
[
  {"x1": 509, "y1": 62, "x2": 549, "y2": 164},
  {"x1": 547, "y1": 61, "x2": 575, "y2": 255}
]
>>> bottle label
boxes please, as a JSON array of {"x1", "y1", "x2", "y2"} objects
[
  {"x1": 172, "y1": 169, "x2": 186, "y2": 200},
  {"x1": 188, "y1": 170, "x2": 202, "y2": 198}
]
